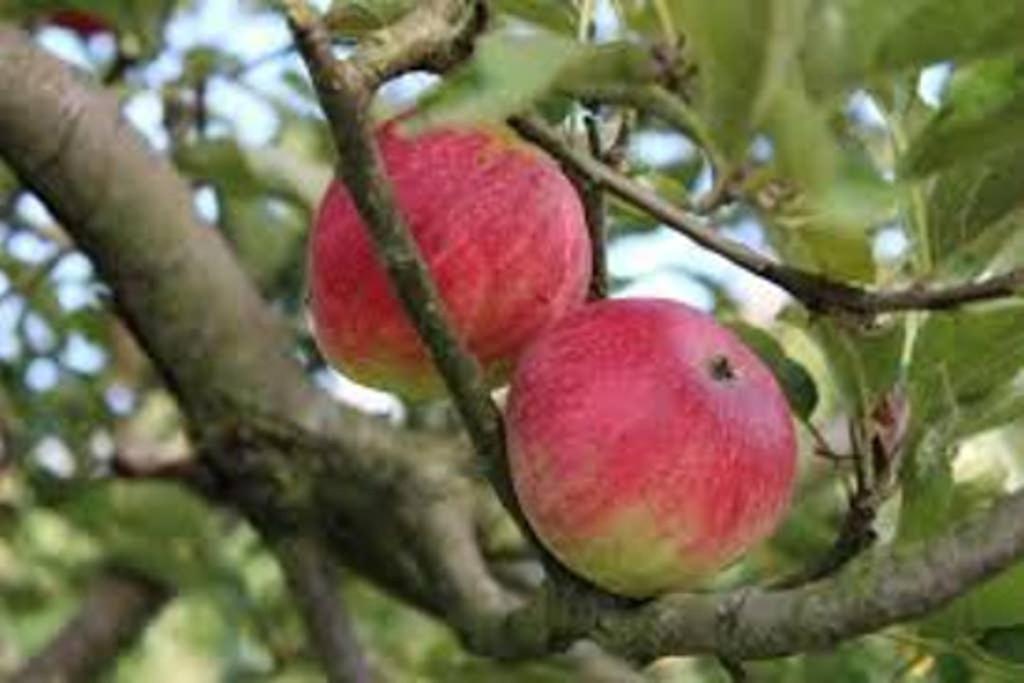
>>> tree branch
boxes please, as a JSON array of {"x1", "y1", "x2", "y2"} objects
[
  {"x1": 571, "y1": 112, "x2": 610, "y2": 300},
  {"x1": 510, "y1": 116, "x2": 1024, "y2": 315},
  {"x1": 274, "y1": 535, "x2": 371, "y2": 683},
  {"x1": 282, "y1": 0, "x2": 525, "y2": 533},
  {"x1": 10, "y1": 569, "x2": 170, "y2": 683},
  {"x1": 544, "y1": 487, "x2": 1024, "y2": 661}
]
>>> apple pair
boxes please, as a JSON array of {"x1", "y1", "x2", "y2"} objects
[{"x1": 309, "y1": 121, "x2": 796, "y2": 597}]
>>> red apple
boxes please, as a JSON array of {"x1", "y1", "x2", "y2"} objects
[
  {"x1": 47, "y1": 9, "x2": 113, "y2": 36},
  {"x1": 309, "y1": 121, "x2": 591, "y2": 398},
  {"x1": 506, "y1": 298, "x2": 797, "y2": 597}
]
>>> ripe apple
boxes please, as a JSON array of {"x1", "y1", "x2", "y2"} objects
[
  {"x1": 506, "y1": 298, "x2": 797, "y2": 597},
  {"x1": 309, "y1": 121, "x2": 591, "y2": 398},
  {"x1": 47, "y1": 9, "x2": 113, "y2": 36}
]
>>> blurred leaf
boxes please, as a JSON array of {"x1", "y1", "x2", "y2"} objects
[
  {"x1": 898, "y1": 436, "x2": 954, "y2": 542},
  {"x1": 56, "y1": 480, "x2": 219, "y2": 588},
  {"x1": 901, "y1": 61, "x2": 1024, "y2": 177},
  {"x1": 804, "y1": 0, "x2": 1024, "y2": 93},
  {"x1": 667, "y1": 0, "x2": 778, "y2": 160},
  {"x1": 908, "y1": 302, "x2": 1024, "y2": 433},
  {"x1": 406, "y1": 29, "x2": 583, "y2": 129},
  {"x1": 811, "y1": 317, "x2": 906, "y2": 412},
  {"x1": 727, "y1": 321, "x2": 819, "y2": 420},
  {"x1": 175, "y1": 140, "x2": 329, "y2": 211},
  {"x1": 556, "y1": 41, "x2": 659, "y2": 88},
  {"x1": 759, "y1": 142, "x2": 892, "y2": 284},
  {"x1": 494, "y1": 0, "x2": 576, "y2": 34},
  {"x1": 220, "y1": 196, "x2": 306, "y2": 298},
  {"x1": 952, "y1": 380, "x2": 1024, "y2": 441},
  {"x1": 924, "y1": 147, "x2": 1024, "y2": 277},
  {"x1": 763, "y1": 82, "x2": 839, "y2": 196},
  {"x1": 407, "y1": 30, "x2": 652, "y2": 129},
  {"x1": 765, "y1": 217, "x2": 876, "y2": 283},
  {"x1": 900, "y1": 303, "x2": 1024, "y2": 542},
  {"x1": 184, "y1": 47, "x2": 241, "y2": 83},
  {"x1": 977, "y1": 626, "x2": 1024, "y2": 665},
  {"x1": 922, "y1": 563, "x2": 1024, "y2": 637},
  {"x1": 875, "y1": 0, "x2": 1024, "y2": 75}
]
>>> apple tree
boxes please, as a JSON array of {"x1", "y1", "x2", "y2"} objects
[{"x1": 2, "y1": 0, "x2": 1024, "y2": 681}]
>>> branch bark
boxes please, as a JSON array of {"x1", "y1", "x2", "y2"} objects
[
  {"x1": 10, "y1": 569, "x2": 170, "y2": 683},
  {"x1": 274, "y1": 535, "x2": 371, "y2": 683}
]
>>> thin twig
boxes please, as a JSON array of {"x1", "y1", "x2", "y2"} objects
[
  {"x1": 510, "y1": 115, "x2": 1024, "y2": 316},
  {"x1": 573, "y1": 111, "x2": 609, "y2": 299},
  {"x1": 274, "y1": 535, "x2": 371, "y2": 683}
]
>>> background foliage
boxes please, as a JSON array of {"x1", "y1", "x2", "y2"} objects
[{"x1": 2, "y1": 0, "x2": 1024, "y2": 680}]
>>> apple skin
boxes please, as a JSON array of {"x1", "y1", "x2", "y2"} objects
[
  {"x1": 47, "y1": 9, "x2": 113, "y2": 36},
  {"x1": 506, "y1": 298, "x2": 797, "y2": 598},
  {"x1": 310, "y1": 121, "x2": 591, "y2": 398}
]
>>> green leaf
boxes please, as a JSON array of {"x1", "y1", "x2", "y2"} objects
[
  {"x1": 898, "y1": 436, "x2": 954, "y2": 542},
  {"x1": 56, "y1": 480, "x2": 221, "y2": 588},
  {"x1": 977, "y1": 626, "x2": 1024, "y2": 664},
  {"x1": 763, "y1": 82, "x2": 840, "y2": 196},
  {"x1": 407, "y1": 30, "x2": 654, "y2": 130},
  {"x1": 406, "y1": 29, "x2": 584, "y2": 129},
  {"x1": 765, "y1": 217, "x2": 876, "y2": 284},
  {"x1": 924, "y1": 146, "x2": 1024, "y2": 277},
  {"x1": 901, "y1": 69, "x2": 1024, "y2": 177},
  {"x1": 220, "y1": 196, "x2": 306, "y2": 296},
  {"x1": 670, "y1": 0, "x2": 804, "y2": 161},
  {"x1": 493, "y1": 0, "x2": 576, "y2": 34},
  {"x1": 952, "y1": 379, "x2": 1024, "y2": 441},
  {"x1": 811, "y1": 317, "x2": 906, "y2": 412},
  {"x1": 908, "y1": 302, "x2": 1024, "y2": 433},
  {"x1": 900, "y1": 302, "x2": 1024, "y2": 542},
  {"x1": 760, "y1": 142, "x2": 893, "y2": 284},
  {"x1": 875, "y1": 0, "x2": 1024, "y2": 75},
  {"x1": 727, "y1": 321, "x2": 819, "y2": 420},
  {"x1": 803, "y1": 0, "x2": 1024, "y2": 94},
  {"x1": 556, "y1": 42, "x2": 659, "y2": 90},
  {"x1": 922, "y1": 562, "x2": 1024, "y2": 637},
  {"x1": 174, "y1": 140, "x2": 329, "y2": 211}
]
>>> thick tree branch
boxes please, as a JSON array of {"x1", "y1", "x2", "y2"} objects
[
  {"x1": 10, "y1": 569, "x2": 170, "y2": 683},
  {"x1": 511, "y1": 116, "x2": 1024, "y2": 315},
  {"x1": 274, "y1": 535, "x2": 371, "y2": 683}
]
